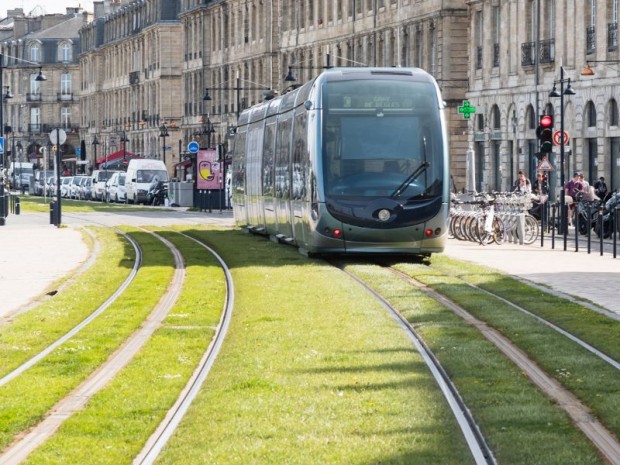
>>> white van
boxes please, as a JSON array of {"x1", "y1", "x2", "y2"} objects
[{"x1": 125, "y1": 159, "x2": 168, "y2": 204}]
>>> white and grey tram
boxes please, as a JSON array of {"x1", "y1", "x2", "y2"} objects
[{"x1": 231, "y1": 67, "x2": 450, "y2": 256}]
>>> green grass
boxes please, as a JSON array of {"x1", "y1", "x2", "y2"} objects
[
  {"x1": 23, "y1": 229, "x2": 225, "y2": 464},
  {"x1": 395, "y1": 258, "x2": 620, "y2": 437},
  {"x1": 148, "y1": 229, "x2": 479, "y2": 465},
  {"x1": 18, "y1": 196, "x2": 155, "y2": 213},
  {"x1": 3, "y1": 227, "x2": 616, "y2": 464},
  {"x1": 0, "y1": 227, "x2": 133, "y2": 377},
  {"x1": 0, "y1": 229, "x2": 174, "y2": 451},
  {"x1": 345, "y1": 262, "x2": 604, "y2": 465}
]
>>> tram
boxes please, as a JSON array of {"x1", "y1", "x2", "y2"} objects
[{"x1": 231, "y1": 67, "x2": 450, "y2": 256}]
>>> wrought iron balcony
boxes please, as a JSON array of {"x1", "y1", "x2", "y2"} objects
[
  {"x1": 26, "y1": 93, "x2": 42, "y2": 102},
  {"x1": 57, "y1": 92, "x2": 74, "y2": 101},
  {"x1": 493, "y1": 43, "x2": 500, "y2": 68}
]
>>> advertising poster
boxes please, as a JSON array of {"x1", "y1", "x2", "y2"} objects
[{"x1": 196, "y1": 149, "x2": 222, "y2": 190}]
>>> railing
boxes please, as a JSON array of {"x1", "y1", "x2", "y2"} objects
[
  {"x1": 129, "y1": 71, "x2": 140, "y2": 85},
  {"x1": 587, "y1": 25, "x2": 596, "y2": 54},
  {"x1": 608, "y1": 22, "x2": 618, "y2": 51},
  {"x1": 521, "y1": 42, "x2": 535, "y2": 66},
  {"x1": 57, "y1": 92, "x2": 73, "y2": 101},
  {"x1": 539, "y1": 38, "x2": 555, "y2": 64},
  {"x1": 493, "y1": 43, "x2": 500, "y2": 68},
  {"x1": 26, "y1": 93, "x2": 42, "y2": 102}
]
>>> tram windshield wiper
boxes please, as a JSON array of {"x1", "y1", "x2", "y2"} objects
[{"x1": 390, "y1": 161, "x2": 430, "y2": 199}]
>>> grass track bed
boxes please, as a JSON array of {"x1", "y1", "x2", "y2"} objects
[
  {"x1": 154, "y1": 229, "x2": 476, "y2": 465},
  {"x1": 393, "y1": 258, "x2": 620, "y2": 438},
  {"x1": 345, "y1": 263, "x2": 605, "y2": 465},
  {"x1": 0, "y1": 228, "x2": 173, "y2": 452},
  {"x1": 23, "y1": 228, "x2": 226, "y2": 464}
]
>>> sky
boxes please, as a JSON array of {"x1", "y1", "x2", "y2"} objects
[{"x1": 3, "y1": 0, "x2": 95, "y2": 16}]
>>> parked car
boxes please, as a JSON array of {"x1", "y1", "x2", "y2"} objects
[
  {"x1": 69, "y1": 176, "x2": 87, "y2": 199},
  {"x1": 79, "y1": 177, "x2": 94, "y2": 200},
  {"x1": 60, "y1": 176, "x2": 73, "y2": 198},
  {"x1": 106, "y1": 172, "x2": 127, "y2": 203}
]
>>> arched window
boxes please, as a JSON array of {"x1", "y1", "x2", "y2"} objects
[
  {"x1": 29, "y1": 41, "x2": 41, "y2": 62},
  {"x1": 526, "y1": 104, "x2": 536, "y2": 129},
  {"x1": 58, "y1": 41, "x2": 73, "y2": 62},
  {"x1": 476, "y1": 113, "x2": 484, "y2": 131},
  {"x1": 586, "y1": 101, "x2": 597, "y2": 127},
  {"x1": 491, "y1": 105, "x2": 501, "y2": 129}
]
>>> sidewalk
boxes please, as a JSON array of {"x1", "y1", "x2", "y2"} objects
[
  {"x1": 443, "y1": 235, "x2": 620, "y2": 318},
  {"x1": 0, "y1": 212, "x2": 89, "y2": 318}
]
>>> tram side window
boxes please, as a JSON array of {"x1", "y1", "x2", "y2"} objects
[
  {"x1": 262, "y1": 122, "x2": 276, "y2": 196},
  {"x1": 275, "y1": 118, "x2": 292, "y2": 198},
  {"x1": 292, "y1": 111, "x2": 308, "y2": 201},
  {"x1": 232, "y1": 132, "x2": 247, "y2": 195}
]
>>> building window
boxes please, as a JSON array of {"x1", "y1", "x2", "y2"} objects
[
  {"x1": 586, "y1": 101, "x2": 597, "y2": 127},
  {"x1": 60, "y1": 42, "x2": 73, "y2": 62},
  {"x1": 609, "y1": 99, "x2": 619, "y2": 126},
  {"x1": 61, "y1": 73, "x2": 72, "y2": 97},
  {"x1": 61, "y1": 107, "x2": 71, "y2": 128},
  {"x1": 29, "y1": 43, "x2": 41, "y2": 62}
]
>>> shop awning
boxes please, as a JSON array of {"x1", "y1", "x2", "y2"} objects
[{"x1": 96, "y1": 149, "x2": 140, "y2": 166}]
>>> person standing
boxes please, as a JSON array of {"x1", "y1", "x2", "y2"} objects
[
  {"x1": 594, "y1": 176, "x2": 609, "y2": 202},
  {"x1": 513, "y1": 170, "x2": 531, "y2": 194},
  {"x1": 564, "y1": 171, "x2": 583, "y2": 225}
]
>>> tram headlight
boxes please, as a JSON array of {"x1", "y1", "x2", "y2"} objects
[{"x1": 377, "y1": 209, "x2": 391, "y2": 222}]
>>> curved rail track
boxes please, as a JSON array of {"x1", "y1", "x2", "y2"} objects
[
  {"x1": 0, "y1": 228, "x2": 141, "y2": 389},
  {"x1": 134, "y1": 231, "x2": 234, "y2": 465},
  {"x1": 342, "y1": 259, "x2": 620, "y2": 465},
  {"x1": 0, "y1": 222, "x2": 234, "y2": 465},
  {"x1": 334, "y1": 261, "x2": 497, "y2": 465}
]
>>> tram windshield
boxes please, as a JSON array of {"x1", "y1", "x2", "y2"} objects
[{"x1": 322, "y1": 78, "x2": 444, "y2": 200}]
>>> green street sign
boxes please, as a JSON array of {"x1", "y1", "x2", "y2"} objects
[{"x1": 458, "y1": 100, "x2": 476, "y2": 119}]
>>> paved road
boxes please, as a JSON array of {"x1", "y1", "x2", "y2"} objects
[{"x1": 1, "y1": 210, "x2": 619, "y2": 319}]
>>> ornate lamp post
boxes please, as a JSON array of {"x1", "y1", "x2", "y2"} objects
[
  {"x1": 549, "y1": 66, "x2": 576, "y2": 250},
  {"x1": 159, "y1": 123, "x2": 169, "y2": 164}
]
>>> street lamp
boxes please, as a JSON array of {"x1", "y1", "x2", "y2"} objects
[
  {"x1": 159, "y1": 123, "x2": 169, "y2": 164},
  {"x1": 1, "y1": 85, "x2": 12, "y2": 168},
  {"x1": 580, "y1": 60, "x2": 620, "y2": 76},
  {"x1": 92, "y1": 135, "x2": 100, "y2": 170},
  {"x1": 120, "y1": 131, "x2": 129, "y2": 162},
  {"x1": 549, "y1": 66, "x2": 576, "y2": 249}
]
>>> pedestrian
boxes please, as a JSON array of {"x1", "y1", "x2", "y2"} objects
[
  {"x1": 513, "y1": 170, "x2": 531, "y2": 194},
  {"x1": 594, "y1": 176, "x2": 609, "y2": 202},
  {"x1": 564, "y1": 171, "x2": 584, "y2": 225}
]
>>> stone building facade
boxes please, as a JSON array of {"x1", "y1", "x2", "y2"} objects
[
  {"x1": 79, "y1": 0, "x2": 183, "y2": 172},
  {"x1": 6, "y1": 0, "x2": 617, "y2": 193},
  {"x1": 0, "y1": 8, "x2": 88, "y2": 171},
  {"x1": 467, "y1": 0, "x2": 620, "y2": 196}
]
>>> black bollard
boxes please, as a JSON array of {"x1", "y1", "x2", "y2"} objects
[
  {"x1": 50, "y1": 201, "x2": 56, "y2": 225},
  {"x1": 15, "y1": 196, "x2": 20, "y2": 215}
]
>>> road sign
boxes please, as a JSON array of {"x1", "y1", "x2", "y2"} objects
[
  {"x1": 0, "y1": 136, "x2": 4, "y2": 155},
  {"x1": 49, "y1": 128, "x2": 67, "y2": 145},
  {"x1": 187, "y1": 141, "x2": 199, "y2": 154},
  {"x1": 537, "y1": 158, "x2": 554, "y2": 171},
  {"x1": 553, "y1": 130, "x2": 569, "y2": 146}
]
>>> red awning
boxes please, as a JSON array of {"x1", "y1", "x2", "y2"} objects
[{"x1": 96, "y1": 149, "x2": 139, "y2": 166}]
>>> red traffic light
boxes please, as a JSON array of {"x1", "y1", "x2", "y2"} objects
[{"x1": 540, "y1": 115, "x2": 553, "y2": 128}]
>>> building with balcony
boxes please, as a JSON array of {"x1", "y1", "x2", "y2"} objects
[
  {"x1": 466, "y1": 0, "x2": 620, "y2": 196},
  {"x1": 1, "y1": 7, "x2": 89, "y2": 171},
  {"x1": 79, "y1": 0, "x2": 183, "y2": 173}
]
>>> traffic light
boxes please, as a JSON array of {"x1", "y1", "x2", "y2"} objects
[{"x1": 536, "y1": 114, "x2": 554, "y2": 156}]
